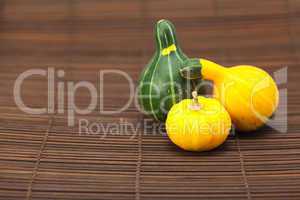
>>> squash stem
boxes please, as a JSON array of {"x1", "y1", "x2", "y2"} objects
[
  {"x1": 190, "y1": 91, "x2": 201, "y2": 110},
  {"x1": 180, "y1": 58, "x2": 202, "y2": 80},
  {"x1": 192, "y1": 91, "x2": 198, "y2": 105}
]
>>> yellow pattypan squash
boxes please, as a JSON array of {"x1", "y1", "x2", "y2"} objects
[{"x1": 166, "y1": 92, "x2": 231, "y2": 151}]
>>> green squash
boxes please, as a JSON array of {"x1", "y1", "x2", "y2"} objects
[{"x1": 138, "y1": 19, "x2": 199, "y2": 121}]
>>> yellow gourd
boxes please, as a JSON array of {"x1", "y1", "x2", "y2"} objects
[
  {"x1": 180, "y1": 58, "x2": 279, "y2": 132},
  {"x1": 166, "y1": 91, "x2": 231, "y2": 151}
]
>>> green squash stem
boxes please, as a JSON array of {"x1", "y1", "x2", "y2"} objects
[{"x1": 180, "y1": 58, "x2": 202, "y2": 80}]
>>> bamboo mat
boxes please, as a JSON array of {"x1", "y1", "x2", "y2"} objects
[{"x1": 0, "y1": 0, "x2": 300, "y2": 199}]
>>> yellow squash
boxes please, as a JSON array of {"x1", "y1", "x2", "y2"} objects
[
  {"x1": 166, "y1": 92, "x2": 231, "y2": 151},
  {"x1": 180, "y1": 58, "x2": 279, "y2": 131}
]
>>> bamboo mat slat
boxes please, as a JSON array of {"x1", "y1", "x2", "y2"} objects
[{"x1": 0, "y1": 0, "x2": 300, "y2": 200}]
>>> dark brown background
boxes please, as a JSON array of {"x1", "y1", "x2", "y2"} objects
[{"x1": 0, "y1": 0, "x2": 299, "y2": 199}]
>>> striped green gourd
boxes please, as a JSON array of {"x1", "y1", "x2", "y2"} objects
[{"x1": 138, "y1": 19, "x2": 198, "y2": 121}]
